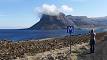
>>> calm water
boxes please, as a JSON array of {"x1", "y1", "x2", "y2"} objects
[{"x1": 0, "y1": 29, "x2": 106, "y2": 41}]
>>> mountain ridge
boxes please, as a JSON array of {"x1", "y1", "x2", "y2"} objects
[{"x1": 29, "y1": 13, "x2": 107, "y2": 30}]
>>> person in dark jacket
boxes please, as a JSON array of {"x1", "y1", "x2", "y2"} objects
[
  {"x1": 67, "y1": 25, "x2": 74, "y2": 54},
  {"x1": 89, "y1": 29, "x2": 96, "y2": 53},
  {"x1": 67, "y1": 26, "x2": 74, "y2": 35}
]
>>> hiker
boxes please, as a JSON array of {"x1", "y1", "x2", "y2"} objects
[
  {"x1": 89, "y1": 29, "x2": 96, "y2": 53},
  {"x1": 67, "y1": 26, "x2": 74, "y2": 35},
  {"x1": 67, "y1": 26, "x2": 74, "y2": 54}
]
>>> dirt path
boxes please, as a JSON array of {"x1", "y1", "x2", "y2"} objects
[{"x1": 80, "y1": 40, "x2": 107, "y2": 60}]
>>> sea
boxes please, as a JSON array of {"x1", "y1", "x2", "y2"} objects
[{"x1": 0, "y1": 28, "x2": 106, "y2": 41}]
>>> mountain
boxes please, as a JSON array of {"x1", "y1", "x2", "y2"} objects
[
  {"x1": 29, "y1": 13, "x2": 107, "y2": 30},
  {"x1": 29, "y1": 13, "x2": 75, "y2": 30}
]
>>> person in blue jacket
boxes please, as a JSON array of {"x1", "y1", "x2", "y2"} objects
[
  {"x1": 67, "y1": 25, "x2": 74, "y2": 54},
  {"x1": 67, "y1": 26, "x2": 74, "y2": 35},
  {"x1": 89, "y1": 29, "x2": 96, "y2": 53}
]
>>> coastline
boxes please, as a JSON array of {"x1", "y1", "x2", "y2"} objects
[{"x1": 0, "y1": 32, "x2": 107, "y2": 60}]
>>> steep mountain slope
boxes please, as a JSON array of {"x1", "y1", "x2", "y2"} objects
[
  {"x1": 29, "y1": 13, "x2": 107, "y2": 30},
  {"x1": 29, "y1": 13, "x2": 75, "y2": 30}
]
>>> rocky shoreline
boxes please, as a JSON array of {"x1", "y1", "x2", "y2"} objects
[{"x1": 0, "y1": 32, "x2": 107, "y2": 60}]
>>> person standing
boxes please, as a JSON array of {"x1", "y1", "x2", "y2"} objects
[
  {"x1": 89, "y1": 29, "x2": 96, "y2": 53},
  {"x1": 67, "y1": 26, "x2": 74, "y2": 54}
]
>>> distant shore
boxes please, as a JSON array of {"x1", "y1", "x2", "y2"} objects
[{"x1": 0, "y1": 32, "x2": 107, "y2": 60}]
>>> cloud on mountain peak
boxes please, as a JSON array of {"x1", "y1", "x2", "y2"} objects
[{"x1": 35, "y1": 4, "x2": 73, "y2": 16}]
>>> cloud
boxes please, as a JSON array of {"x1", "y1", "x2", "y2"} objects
[
  {"x1": 40, "y1": 4, "x2": 60, "y2": 16},
  {"x1": 61, "y1": 5, "x2": 73, "y2": 13},
  {"x1": 35, "y1": 4, "x2": 73, "y2": 16}
]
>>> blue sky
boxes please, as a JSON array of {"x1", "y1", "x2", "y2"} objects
[{"x1": 0, "y1": 0, "x2": 107, "y2": 29}]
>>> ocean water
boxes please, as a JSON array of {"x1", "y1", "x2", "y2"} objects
[{"x1": 0, "y1": 29, "x2": 106, "y2": 41}]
